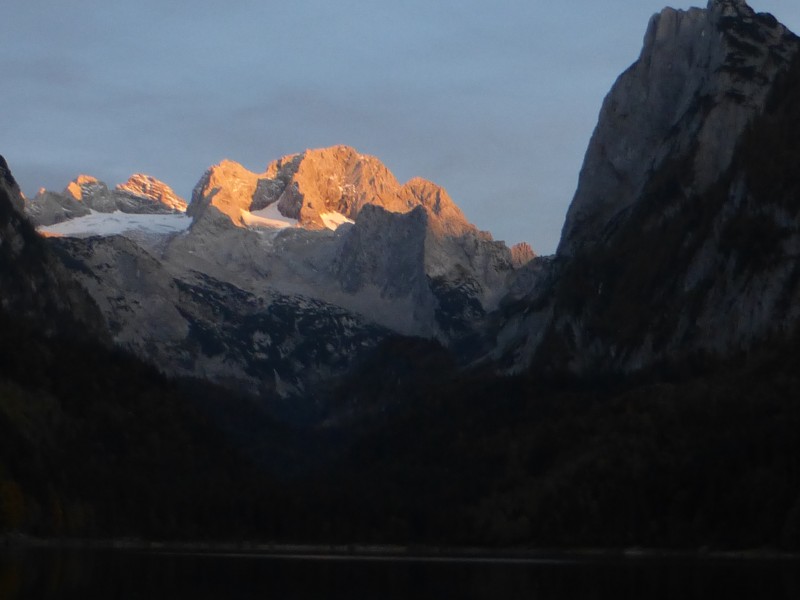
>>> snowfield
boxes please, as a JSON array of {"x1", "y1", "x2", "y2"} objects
[
  {"x1": 38, "y1": 205, "x2": 354, "y2": 239},
  {"x1": 240, "y1": 204, "x2": 353, "y2": 231},
  {"x1": 39, "y1": 211, "x2": 192, "y2": 238},
  {"x1": 320, "y1": 211, "x2": 354, "y2": 230},
  {"x1": 241, "y1": 203, "x2": 298, "y2": 229}
]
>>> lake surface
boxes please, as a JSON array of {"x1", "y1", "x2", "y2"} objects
[{"x1": 0, "y1": 547, "x2": 798, "y2": 599}]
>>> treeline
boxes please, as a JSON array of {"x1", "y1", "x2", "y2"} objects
[
  {"x1": 2, "y1": 315, "x2": 800, "y2": 550},
  {"x1": 0, "y1": 311, "x2": 285, "y2": 539},
  {"x1": 300, "y1": 335, "x2": 800, "y2": 550}
]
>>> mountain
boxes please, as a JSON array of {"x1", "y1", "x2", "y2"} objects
[
  {"x1": 0, "y1": 156, "x2": 106, "y2": 339},
  {"x1": 560, "y1": 0, "x2": 796, "y2": 257},
  {"x1": 34, "y1": 146, "x2": 525, "y2": 413},
  {"x1": 494, "y1": 0, "x2": 800, "y2": 376},
  {"x1": 188, "y1": 145, "x2": 475, "y2": 236},
  {"x1": 26, "y1": 173, "x2": 186, "y2": 228}
]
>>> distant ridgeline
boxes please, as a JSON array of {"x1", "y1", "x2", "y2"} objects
[{"x1": 2, "y1": 0, "x2": 800, "y2": 549}]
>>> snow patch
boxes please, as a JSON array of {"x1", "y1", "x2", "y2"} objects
[
  {"x1": 241, "y1": 203, "x2": 298, "y2": 229},
  {"x1": 321, "y1": 211, "x2": 354, "y2": 230},
  {"x1": 38, "y1": 210, "x2": 192, "y2": 238}
]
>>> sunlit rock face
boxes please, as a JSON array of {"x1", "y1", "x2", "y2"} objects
[
  {"x1": 188, "y1": 145, "x2": 475, "y2": 236},
  {"x1": 116, "y1": 174, "x2": 187, "y2": 212},
  {"x1": 187, "y1": 159, "x2": 263, "y2": 225},
  {"x1": 266, "y1": 145, "x2": 410, "y2": 229},
  {"x1": 494, "y1": 0, "x2": 800, "y2": 376},
  {"x1": 64, "y1": 174, "x2": 101, "y2": 202}
]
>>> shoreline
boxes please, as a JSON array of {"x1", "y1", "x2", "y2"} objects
[{"x1": 1, "y1": 534, "x2": 798, "y2": 563}]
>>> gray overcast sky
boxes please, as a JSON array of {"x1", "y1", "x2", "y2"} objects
[{"x1": 2, "y1": 1, "x2": 799, "y2": 254}]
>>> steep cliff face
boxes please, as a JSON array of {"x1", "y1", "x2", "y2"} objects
[
  {"x1": 560, "y1": 0, "x2": 797, "y2": 258},
  {"x1": 496, "y1": 0, "x2": 800, "y2": 375},
  {"x1": 0, "y1": 156, "x2": 105, "y2": 340},
  {"x1": 51, "y1": 233, "x2": 389, "y2": 405},
  {"x1": 332, "y1": 205, "x2": 437, "y2": 332},
  {"x1": 187, "y1": 159, "x2": 265, "y2": 225},
  {"x1": 25, "y1": 189, "x2": 91, "y2": 226}
]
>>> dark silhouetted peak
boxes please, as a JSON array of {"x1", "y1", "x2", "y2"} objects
[
  {"x1": 0, "y1": 158, "x2": 107, "y2": 341},
  {"x1": 0, "y1": 155, "x2": 24, "y2": 214},
  {"x1": 0, "y1": 155, "x2": 19, "y2": 191}
]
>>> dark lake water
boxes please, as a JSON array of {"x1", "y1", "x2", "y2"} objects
[{"x1": 1, "y1": 547, "x2": 798, "y2": 599}]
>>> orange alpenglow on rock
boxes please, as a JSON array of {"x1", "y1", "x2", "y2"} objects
[
  {"x1": 190, "y1": 145, "x2": 478, "y2": 236},
  {"x1": 116, "y1": 174, "x2": 187, "y2": 212},
  {"x1": 64, "y1": 175, "x2": 102, "y2": 201},
  {"x1": 188, "y1": 159, "x2": 263, "y2": 224}
]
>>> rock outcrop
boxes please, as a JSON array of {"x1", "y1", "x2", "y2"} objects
[
  {"x1": 332, "y1": 205, "x2": 437, "y2": 331},
  {"x1": 25, "y1": 189, "x2": 91, "y2": 226},
  {"x1": 187, "y1": 159, "x2": 264, "y2": 225},
  {"x1": 510, "y1": 242, "x2": 535, "y2": 268},
  {"x1": 116, "y1": 174, "x2": 187, "y2": 212}
]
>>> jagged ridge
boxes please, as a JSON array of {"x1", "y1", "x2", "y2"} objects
[{"x1": 189, "y1": 145, "x2": 477, "y2": 238}]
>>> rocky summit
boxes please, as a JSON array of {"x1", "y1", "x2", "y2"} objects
[
  {"x1": 116, "y1": 174, "x2": 187, "y2": 212},
  {"x1": 188, "y1": 145, "x2": 476, "y2": 238}
]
